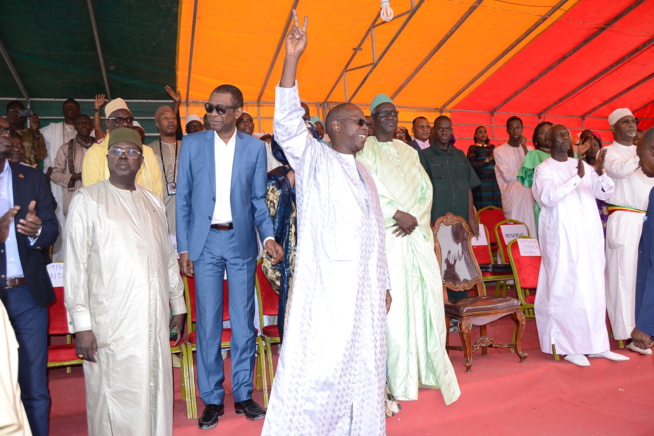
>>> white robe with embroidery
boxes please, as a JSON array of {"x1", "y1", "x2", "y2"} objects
[
  {"x1": 533, "y1": 158, "x2": 614, "y2": 355},
  {"x1": 64, "y1": 181, "x2": 185, "y2": 436},
  {"x1": 262, "y1": 84, "x2": 390, "y2": 436},
  {"x1": 494, "y1": 143, "x2": 537, "y2": 238},
  {"x1": 604, "y1": 141, "x2": 654, "y2": 339}
]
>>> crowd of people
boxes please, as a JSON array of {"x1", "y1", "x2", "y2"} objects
[{"x1": 2, "y1": 10, "x2": 654, "y2": 436}]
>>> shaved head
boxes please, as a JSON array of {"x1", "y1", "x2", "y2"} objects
[{"x1": 325, "y1": 103, "x2": 358, "y2": 137}]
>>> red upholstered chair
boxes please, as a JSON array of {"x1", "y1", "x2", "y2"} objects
[
  {"x1": 255, "y1": 260, "x2": 281, "y2": 399},
  {"x1": 494, "y1": 219, "x2": 530, "y2": 264},
  {"x1": 507, "y1": 237, "x2": 541, "y2": 319},
  {"x1": 183, "y1": 276, "x2": 268, "y2": 414},
  {"x1": 472, "y1": 224, "x2": 514, "y2": 297},
  {"x1": 433, "y1": 213, "x2": 527, "y2": 372},
  {"x1": 477, "y1": 206, "x2": 505, "y2": 257},
  {"x1": 47, "y1": 287, "x2": 83, "y2": 372}
]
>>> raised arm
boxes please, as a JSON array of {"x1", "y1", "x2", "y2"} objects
[
  {"x1": 280, "y1": 10, "x2": 308, "y2": 89},
  {"x1": 532, "y1": 163, "x2": 581, "y2": 208},
  {"x1": 604, "y1": 146, "x2": 639, "y2": 179},
  {"x1": 274, "y1": 10, "x2": 313, "y2": 171}
]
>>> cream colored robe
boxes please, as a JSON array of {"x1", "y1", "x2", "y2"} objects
[
  {"x1": 357, "y1": 137, "x2": 460, "y2": 404},
  {"x1": 262, "y1": 83, "x2": 390, "y2": 436},
  {"x1": 0, "y1": 304, "x2": 31, "y2": 436},
  {"x1": 41, "y1": 122, "x2": 76, "y2": 262},
  {"x1": 64, "y1": 181, "x2": 185, "y2": 436}
]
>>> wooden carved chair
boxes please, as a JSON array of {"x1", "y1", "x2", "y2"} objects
[{"x1": 433, "y1": 213, "x2": 528, "y2": 372}]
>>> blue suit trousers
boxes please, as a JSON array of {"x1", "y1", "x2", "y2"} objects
[
  {"x1": 194, "y1": 228, "x2": 257, "y2": 405},
  {"x1": 2, "y1": 284, "x2": 50, "y2": 436}
]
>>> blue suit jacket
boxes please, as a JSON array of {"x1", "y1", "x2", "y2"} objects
[
  {"x1": 176, "y1": 130, "x2": 274, "y2": 261},
  {"x1": 636, "y1": 188, "x2": 654, "y2": 337},
  {"x1": 0, "y1": 162, "x2": 58, "y2": 307}
]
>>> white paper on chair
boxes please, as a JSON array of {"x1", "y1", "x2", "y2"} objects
[
  {"x1": 47, "y1": 262, "x2": 64, "y2": 287},
  {"x1": 517, "y1": 238, "x2": 540, "y2": 256},
  {"x1": 500, "y1": 224, "x2": 528, "y2": 243},
  {"x1": 471, "y1": 224, "x2": 488, "y2": 246},
  {"x1": 169, "y1": 234, "x2": 178, "y2": 258}
]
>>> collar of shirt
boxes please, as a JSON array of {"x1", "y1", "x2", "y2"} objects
[
  {"x1": 214, "y1": 129, "x2": 237, "y2": 148},
  {"x1": 415, "y1": 138, "x2": 430, "y2": 149}
]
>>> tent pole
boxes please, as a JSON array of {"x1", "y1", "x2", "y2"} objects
[
  {"x1": 86, "y1": 0, "x2": 111, "y2": 100},
  {"x1": 184, "y1": 0, "x2": 200, "y2": 108},
  {"x1": 490, "y1": 0, "x2": 647, "y2": 114},
  {"x1": 0, "y1": 37, "x2": 29, "y2": 103},
  {"x1": 490, "y1": 113, "x2": 496, "y2": 141},
  {"x1": 391, "y1": 0, "x2": 482, "y2": 100},
  {"x1": 441, "y1": 0, "x2": 568, "y2": 110},
  {"x1": 538, "y1": 36, "x2": 654, "y2": 116},
  {"x1": 348, "y1": 0, "x2": 425, "y2": 102},
  {"x1": 581, "y1": 71, "x2": 654, "y2": 118},
  {"x1": 257, "y1": 1, "x2": 300, "y2": 105}
]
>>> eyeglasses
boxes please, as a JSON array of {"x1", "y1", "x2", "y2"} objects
[
  {"x1": 107, "y1": 116, "x2": 134, "y2": 124},
  {"x1": 107, "y1": 148, "x2": 142, "y2": 158},
  {"x1": 336, "y1": 118, "x2": 371, "y2": 127},
  {"x1": 373, "y1": 110, "x2": 399, "y2": 118},
  {"x1": 204, "y1": 103, "x2": 238, "y2": 114}
]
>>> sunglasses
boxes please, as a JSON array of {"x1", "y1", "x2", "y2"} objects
[
  {"x1": 107, "y1": 148, "x2": 142, "y2": 158},
  {"x1": 107, "y1": 116, "x2": 134, "y2": 124},
  {"x1": 373, "y1": 110, "x2": 399, "y2": 118},
  {"x1": 337, "y1": 118, "x2": 371, "y2": 127},
  {"x1": 204, "y1": 103, "x2": 238, "y2": 115}
]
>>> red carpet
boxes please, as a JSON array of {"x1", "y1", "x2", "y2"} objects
[{"x1": 48, "y1": 316, "x2": 654, "y2": 435}]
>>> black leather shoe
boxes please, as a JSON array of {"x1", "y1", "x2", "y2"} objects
[
  {"x1": 234, "y1": 399, "x2": 266, "y2": 421},
  {"x1": 198, "y1": 404, "x2": 224, "y2": 430}
]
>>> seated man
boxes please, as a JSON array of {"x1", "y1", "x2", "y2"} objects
[{"x1": 532, "y1": 124, "x2": 628, "y2": 366}]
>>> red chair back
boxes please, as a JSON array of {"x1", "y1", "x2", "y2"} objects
[
  {"x1": 48, "y1": 287, "x2": 70, "y2": 335},
  {"x1": 471, "y1": 224, "x2": 492, "y2": 265},
  {"x1": 477, "y1": 206, "x2": 505, "y2": 246},
  {"x1": 185, "y1": 276, "x2": 197, "y2": 323},
  {"x1": 495, "y1": 219, "x2": 529, "y2": 263},
  {"x1": 184, "y1": 276, "x2": 229, "y2": 322},
  {"x1": 222, "y1": 280, "x2": 230, "y2": 322},
  {"x1": 256, "y1": 263, "x2": 279, "y2": 316},
  {"x1": 508, "y1": 238, "x2": 541, "y2": 289}
]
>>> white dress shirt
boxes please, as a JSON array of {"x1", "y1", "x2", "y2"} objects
[
  {"x1": 0, "y1": 161, "x2": 24, "y2": 278},
  {"x1": 212, "y1": 130, "x2": 237, "y2": 224}
]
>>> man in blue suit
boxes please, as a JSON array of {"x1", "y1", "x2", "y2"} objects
[
  {"x1": 633, "y1": 128, "x2": 654, "y2": 352},
  {"x1": 0, "y1": 124, "x2": 59, "y2": 436},
  {"x1": 176, "y1": 84, "x2": 283, "y2": 430}
]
